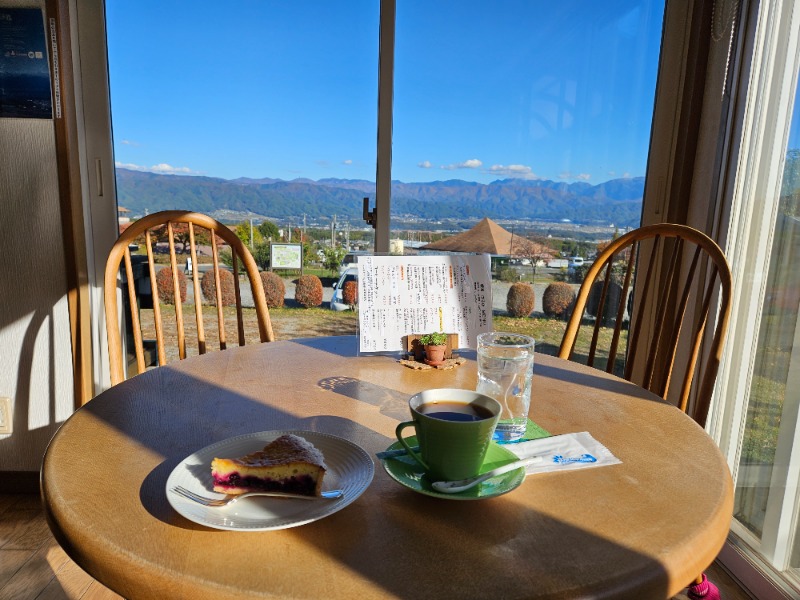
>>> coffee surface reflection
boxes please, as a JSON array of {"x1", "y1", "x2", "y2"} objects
[{"x1": 418, "y1": 401, "x2": 494, "y2": 422}]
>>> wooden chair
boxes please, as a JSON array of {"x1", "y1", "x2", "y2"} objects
[
  {"x1": 558, "y1": 223, "x2": 732, "y2": 599},
  {"x1": 104, "y1": 210, "x2": 275, "y2": 385},
  {"x1": 558, "y1": 223, "x2": 732, "y2": 428}
]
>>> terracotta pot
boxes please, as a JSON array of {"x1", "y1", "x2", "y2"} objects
[{"x1": 424, "y1": 344, "x2": 447, "y2": 365}]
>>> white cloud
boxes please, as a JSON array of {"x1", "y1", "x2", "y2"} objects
[
  {"x1": 558, "y1": 171, "x2": 592, "y2": 181},
  {"x1": 120, "y1": 139, "x2": 140, "y2": 146},
  {"x1": 418, "y1": 160, "x2": 433, "y2": 169},
  {"x1": 487, "y1": 164, "x2": 538, "y2": 179},
  {"x1": 114, "y1": 161, "x2": 198, "y2": 175},
  {"x1": 343, "y1": 159, "x2": 353, "y2": 165},
  {"x1": 150, "y1": 163, "x2": 195, "y2": 174},
  {"x1": 442, "y1": 158, "x2": 483, "y2": 170}
]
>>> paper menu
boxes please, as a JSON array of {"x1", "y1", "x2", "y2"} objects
[{"x1": 357, "y1": 254, "x2": 492, "y2": 353}]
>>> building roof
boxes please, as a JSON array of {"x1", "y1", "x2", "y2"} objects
[{"x1": 420, "y1": 217, "x2": 555, "y2": 257}]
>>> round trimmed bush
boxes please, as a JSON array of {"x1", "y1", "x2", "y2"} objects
[
  {"x1": 295, "y1": 274, "x2": 323, "y2": 308},
  {"x1": 155, "y1": 267, "x2": 186, "y2": 305},
  {"x1": 342, "y1": 280, "x2": 358, "y2": 307},
  {"x1": 201, "y1": 269, "x2": 237, "y2": 306},
  {"x1": 259, "y1": 271, "x2": 285, "y2": 308},
  {"x1": 587, "y1": 280, "x2": 623, "y2": 325},
  {"x1": 506, "y1": 282, "x2": 535, "y2": 317},
  {"x1": 542, "y1": 282, "x2": 576, "y2": 319}
]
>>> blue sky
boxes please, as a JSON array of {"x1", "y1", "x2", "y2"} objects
[{"x1": 106, "y1": 1, "x2": 664, "y2": 185}]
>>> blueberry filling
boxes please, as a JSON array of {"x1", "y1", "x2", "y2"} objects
[{"x1": 215, "y1": 472, "x2": 316, "y2": 495}]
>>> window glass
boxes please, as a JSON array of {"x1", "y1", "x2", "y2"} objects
[
  {"x1": 394, "y1": 2, "x2": 663, "y2": 191},
  {"x1": 106, "y1": 2, "x2": 665, "y2": 351},
  {"x1": 106, "y1": 1, "x2": 378, "y2": 340},
  {"x1": 394, "y1": 1, "x2": 664, "y2": 357}
]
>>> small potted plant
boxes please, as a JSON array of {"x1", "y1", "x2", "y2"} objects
[{"x1": 419, "y1": 331, "x2": 448, "y2": 366}]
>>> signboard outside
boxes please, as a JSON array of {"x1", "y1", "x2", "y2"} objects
[{"x1": 270, "y1": 243, "x2": 303, "y2": 270}]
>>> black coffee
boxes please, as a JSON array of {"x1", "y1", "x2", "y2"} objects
[{"x1": 419, "y1": 401, "x2": 494, "y2": 422}]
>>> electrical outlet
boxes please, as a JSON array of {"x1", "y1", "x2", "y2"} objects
[{"x1": 0, "y1": 397, "x2": 11, "y2": 434}]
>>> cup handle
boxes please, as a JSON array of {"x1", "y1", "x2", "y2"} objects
[{"x1": 395, "y1": 421, "x2": 428, "y2": 471}]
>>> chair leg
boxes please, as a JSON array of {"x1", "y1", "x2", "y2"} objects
[{"x1": 687, "y1": 573, "x2": 721, "y2": 599}]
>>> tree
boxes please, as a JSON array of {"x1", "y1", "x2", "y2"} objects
[
  {"x1": 235, "y1": 221, "x2": 263, "y2": 248},
  {"x1": 302, "y1": 242, "x2": 315, "y2": 266},
  {"x1": 258, "y1": 220, "x2": 280, "y2": 241},
  {"x1": 322, "y1": 247, "x2": 346, "y2": 274}
]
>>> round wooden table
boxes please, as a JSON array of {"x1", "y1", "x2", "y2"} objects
[{"x1": 41, "y1": 336, "x2": 733, "y2": 599}]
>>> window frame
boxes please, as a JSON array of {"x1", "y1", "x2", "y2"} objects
[{"x1": 712, "y1": 0, "x2": 800, "y2": 591}]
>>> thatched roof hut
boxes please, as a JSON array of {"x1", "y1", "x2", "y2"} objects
[{"x1": 420, "y1": 217, "x2": 554, "y2": 259}]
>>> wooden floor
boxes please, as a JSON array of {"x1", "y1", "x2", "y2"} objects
[{"x1": 2, "y1": 491, "x2": 753, "y2": 600}]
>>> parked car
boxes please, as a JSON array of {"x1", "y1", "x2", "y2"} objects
[
  {"x1": 330, "y1": 267, "x2": 358, "y2": 311},
  {"x1": 338, "y1": 251, "x2": 370, "y2": 275}
]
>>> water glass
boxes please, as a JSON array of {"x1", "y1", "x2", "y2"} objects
[{"x1": 476, "y1": 332, "x2": 535, "y2": 442}]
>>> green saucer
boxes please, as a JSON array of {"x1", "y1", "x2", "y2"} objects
[{"x1": 380, "y1": 437, "x2": 525, "y2": 500}]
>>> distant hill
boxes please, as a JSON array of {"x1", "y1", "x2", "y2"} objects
[{"x1": 115, "y1": 168, "x2": 644, "y2": 227}]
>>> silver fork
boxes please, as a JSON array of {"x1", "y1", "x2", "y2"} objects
[{"x1": 171, "y1": 485, "x2": 344, "y2": 507}]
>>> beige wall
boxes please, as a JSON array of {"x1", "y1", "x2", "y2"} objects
[{"x1": 0, "y1": 2, "x2": 75, "y2": 471}]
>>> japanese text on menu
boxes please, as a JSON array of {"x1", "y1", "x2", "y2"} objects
[{"x1": 358, "y1": 254, "x2": 492, "y2": 352}]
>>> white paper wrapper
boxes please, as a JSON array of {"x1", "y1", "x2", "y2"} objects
[{"x1": 504, "y1": 431, "x2": 621, "y2": 475}]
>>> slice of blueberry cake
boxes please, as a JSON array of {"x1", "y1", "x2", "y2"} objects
[{"x1": 211, "y1": 434, "x2": 327, "y2": 496}]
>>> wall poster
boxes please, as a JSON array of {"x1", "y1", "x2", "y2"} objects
[
  {"x1": 0, "y1": 8, "x2": 52, "y2": 119},
  {"x1": 358, "y1": 254, "x2": 492, "y2": 353}
]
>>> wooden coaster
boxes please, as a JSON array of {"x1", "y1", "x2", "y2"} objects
[{"x1": 399, "y1": 356, "x2": 467, "y2": 370}]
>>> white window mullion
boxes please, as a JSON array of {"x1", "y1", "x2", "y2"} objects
[{"x1": 374, "y1": 0, "x2": 395, "y2": 253}]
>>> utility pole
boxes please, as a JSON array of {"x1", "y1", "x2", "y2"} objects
[
  {"x1": 249, "y1": 219, "x2": 254, "y2": 249},
  {"x1": 302, "y1": 214, "x2": 307, "y2": 243},
  {"x1": 330, "y1": 214, "x2": 337, "y2": 248}
]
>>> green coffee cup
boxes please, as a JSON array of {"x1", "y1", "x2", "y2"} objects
[{"x1": 395, "y1": 388, "x2": 501, "y2": 481}]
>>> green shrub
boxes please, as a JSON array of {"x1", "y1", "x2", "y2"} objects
[
  {"x1": 542, "y1": 282, "x2": 576, "y2": 319},
  {"x1": 295, "y1": 274, "x2": 323, "y2": 307},
  {"x1": 155, "y1": 267, "x2": 187, "y2": 305},
  {"x1": 497, "y1": 267, "x2": 518, "y2": 283},
  {"x1": 342, "y1": 279, "x2": 358, "y2": 307},
  {"x1": 201, "y1": 269, "x2": 237, "y2": 306},
  {"x1": 259, "y1": 271, "x2": 285, "y2": 308},
  {"x1": 506, "y1": 282, "x2": 535, "y2": 317}
]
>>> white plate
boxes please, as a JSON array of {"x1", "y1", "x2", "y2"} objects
[{"x1": 166, "y1": 430, "x2": 374, "y2": 531}]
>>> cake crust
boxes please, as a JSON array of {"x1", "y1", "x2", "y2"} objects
[{"x1": 211, "y1": 434, "x2": 327, "y2": 496}]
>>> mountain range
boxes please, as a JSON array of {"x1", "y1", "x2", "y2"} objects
[{"x1": 115, "y1": 168, "x2": 645, "y2": 227}]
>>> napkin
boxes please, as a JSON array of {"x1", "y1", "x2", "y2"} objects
[{"x1": 504, "y1": 431, "x2": 621, "y2": 475}]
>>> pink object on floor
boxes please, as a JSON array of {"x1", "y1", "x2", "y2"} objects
[{"x1": 687, "y1": 573, "x2": 721, "y2": 600}]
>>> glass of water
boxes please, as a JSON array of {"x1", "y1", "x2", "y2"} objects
[{"x1": 476, "y1": 332, "x2": 535, "y2": 442}]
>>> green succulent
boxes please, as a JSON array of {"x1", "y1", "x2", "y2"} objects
[{"x1": 419, "y1": 332, "x2": 447, "y2": 346}]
